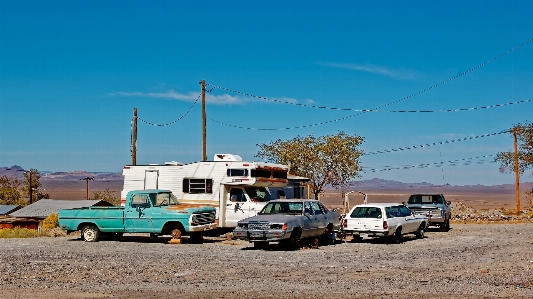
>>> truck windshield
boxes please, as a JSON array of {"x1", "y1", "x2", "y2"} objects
[
  {"x1": 154, "y1": 193, "x2": 179, "y2": 206},
  {"x1": 244, "y1": 187, "x2": 271, "y2": 202}
]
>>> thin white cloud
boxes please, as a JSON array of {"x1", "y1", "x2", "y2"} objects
[
  {"x1": 320, "y1": 62, "x2": 420, "y2": 80},
  {"x1": 111, "y1": 90, "x2": 244, "y2": 105},
  {"x1": 112, "y1": 90, "x2": 311, "y2": 105}
]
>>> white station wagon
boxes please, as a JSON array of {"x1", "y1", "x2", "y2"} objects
[{"x1": 342, "y1": 203, "x2": 428, "y2": 244}]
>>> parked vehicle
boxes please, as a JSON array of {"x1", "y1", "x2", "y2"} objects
[
  {"x1": 405, "y1": 194, "x2": 451, "y2": 231},
  {"x1": 233, "y1": 199, "x2": 341, "y2": 248},
  {"x1": 341, "y1": 203, "x2": 427, "y2": 244},
  {"x1": 121, "y1": 154, "x2": 289, "y2": 229},
  {"x1": 58, "y1": 189, "x2": 217, "y2": 242}
]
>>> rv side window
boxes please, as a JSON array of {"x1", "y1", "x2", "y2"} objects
[
  {"x1": 227, "y1": 169, "x2": 248, "y2": 177},
  {"x1": 272, "y1": 171, "x2": 287, "y2": 179},
  {"x1": 251, "y1": 169, "x2": 271, "y2": 178},
  {"x1": 183, "y1": 178, "x2": 213, "y2": 194}
]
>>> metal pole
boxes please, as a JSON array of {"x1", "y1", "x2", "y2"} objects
[
  {"x1": 512, "y1": 128, "x2": 520, "y2": 212},
  {"x1": 201, "y1": 80, "x2": 207, "y2": 161},
  {"x1": 29, "y1": 171, "x2": 33, "y2": 204},
  {"x1": 132, "y1": 108, "x2": 137, "y2": 165}
]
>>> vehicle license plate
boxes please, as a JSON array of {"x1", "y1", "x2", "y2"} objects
[{"x1": 250, "y1": 232, "x2": 265, "y2": 239}]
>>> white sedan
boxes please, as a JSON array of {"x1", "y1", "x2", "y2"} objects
[{"x1": 341, "y1": 203, "x2": 428, "y2": 244}]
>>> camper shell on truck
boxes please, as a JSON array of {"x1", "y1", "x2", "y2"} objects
[
  {"x1": 121, "y1": 154, "x2": 289, "y2": 229},
  {"x1": 58, "y1": 189, "x2": 217, "y2": 242}
]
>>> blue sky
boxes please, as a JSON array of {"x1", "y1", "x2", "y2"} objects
[{"x1": 1, "y1": 0, "x2": 532, "y2": 186}]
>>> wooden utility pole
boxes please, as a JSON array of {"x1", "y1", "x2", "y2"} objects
[
  {"x1": 132, "y1": 108, "x2": 137, "y2": 165},
  {"x1": 201, "y1": 80, "x2": 207, "y2": 161},
  {"x1": 80, "y1": 177, "x2": 94, "y2": 200},
  {"x1": 512, "y1": 128, "x2": 520, "y2": 212}
]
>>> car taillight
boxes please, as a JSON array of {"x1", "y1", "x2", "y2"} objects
[
  {"x1": 383, "y1": 220, "x2": 388, "y2": 230},
  {"x1": 343, "y1": 219, "x2": 347, "y2": 228}
]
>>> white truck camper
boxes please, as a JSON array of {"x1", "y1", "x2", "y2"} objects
[{"x1": 121, "y1": 154, "x2": 289, "y2": 228}]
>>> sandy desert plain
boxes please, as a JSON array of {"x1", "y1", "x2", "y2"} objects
[{"x1": 40, "y1": 178, "x2": 533, "y2": 211}]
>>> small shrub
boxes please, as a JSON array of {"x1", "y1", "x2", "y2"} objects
[
  {"x1": 0, "y1": 227, "x2": 39, "y2": 238},
  {"x1": 41, "y1": 213, "x2": 59, "y2": 230}
]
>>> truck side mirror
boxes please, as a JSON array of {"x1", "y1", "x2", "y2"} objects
[
  {"x1": 447, "y1": 201, "x2": 451, "y2": 206},
  {"x1": 136, "y1": 206, "x2": 141, "y2": 212}
]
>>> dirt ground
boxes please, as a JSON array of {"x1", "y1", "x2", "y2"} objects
[{"x1": 0, "y1": 224, "x2": 532, "y2": 299}]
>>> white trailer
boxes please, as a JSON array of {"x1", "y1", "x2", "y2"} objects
[{"x1": 121, "y1": 154, "x2": 289, "y2": 229}]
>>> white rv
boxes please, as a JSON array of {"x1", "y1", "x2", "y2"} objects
[{"x1": 121, "y1": 154, "x2": 289, "y2": 228}]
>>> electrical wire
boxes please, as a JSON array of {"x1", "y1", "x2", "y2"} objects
[
  {"x1": 137, "y1": 93, "x2": 200, "y2": 127},
  {"x1": 364, "y1": 130, "x2": 508, "y2": 155},
  {"x1": 207, "y1": 37, "x2": 533, "y2": 130},
  {"x1": 362, "y1": 155, "x2": 496, "y2": 173}
]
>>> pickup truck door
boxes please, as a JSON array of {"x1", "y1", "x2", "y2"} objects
[{"x1": 125, "y1": 193, "x2": 154, "y2": 232}]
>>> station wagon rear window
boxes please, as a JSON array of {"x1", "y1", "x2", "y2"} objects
[{"x1": 350, "y1": 207, "x2": 383, "y2": 219}]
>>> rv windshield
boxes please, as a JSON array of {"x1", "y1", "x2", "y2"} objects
[
  {"x1": 244, "y1": 187, "x2": 271, "y2": 202},
  {"x1": 154, "y1": 192, "x2": 179, "y2": 206}
]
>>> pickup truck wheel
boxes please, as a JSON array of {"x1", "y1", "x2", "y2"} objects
[
  {"x1": 170, "y1": 229, "x2": 182, "y2": 239},
  {"x1": 445, "y1": 218, "x2": 451, "y2": 232},
  {"x1": 390, "y1": 227, "x2": 402, "y2": 244},
  {"x1": 81, "y1": 226, "x2": 100, "y2": 242},
  {"x1": 415, "y1": 224, "x2": 425, "y2": 239}
]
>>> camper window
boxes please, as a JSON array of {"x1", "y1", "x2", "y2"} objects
[{"x1": 183, "y1": 178, "x2": 213, "y2": 194}]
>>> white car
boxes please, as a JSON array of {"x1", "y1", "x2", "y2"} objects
[{"x1": 341, "y1": 203, "x2": 428, "y2": 244}]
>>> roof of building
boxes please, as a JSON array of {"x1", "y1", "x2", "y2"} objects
[
  {"x1": 9, "y1": 199, "x2": 113, "y2": 219},
  {"x1": 0, "y1": 205, "x2": 21, "y2": 215}
]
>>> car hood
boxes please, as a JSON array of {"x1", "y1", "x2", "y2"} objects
[{"x1": 239, "y1": 214, "x2": 299, "y2": 224}]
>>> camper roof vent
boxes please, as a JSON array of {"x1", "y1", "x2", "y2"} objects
[
  {"x1": 214, "y1": 154, "x2": 242, "y2": 161},
  {"x1": 165, "y1": 161, "x2": 183, "y2": 165}
]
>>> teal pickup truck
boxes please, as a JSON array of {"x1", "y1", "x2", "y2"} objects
[{"x1": 58, "y1": 189, "x2": 217, "y2": 242}]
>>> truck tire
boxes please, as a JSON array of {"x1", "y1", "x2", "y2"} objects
[
  {"x1": 81, "y1": 226, "x2": 100, "y2": 242},
  {"x1": 415, "y1": 224, "x2": 425, "y2": 239},
  {"x1": 170, "y1": 229, "x2": 182, "y2": 239}
]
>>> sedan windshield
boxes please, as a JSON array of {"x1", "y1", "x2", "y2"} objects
[{"x1": 260, "y1": 202, "x2": 303, "y2": 215}]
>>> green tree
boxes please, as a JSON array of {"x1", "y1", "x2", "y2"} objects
[
  {"x1": 495, "y1": 123, "x2": 533, "y2": 174},
  {"x1": 0, "y1": 175, "x2": 25, "y2": 205},
  {"x1": 256, "y1": 132, "x2": 364, "y2": 200}
]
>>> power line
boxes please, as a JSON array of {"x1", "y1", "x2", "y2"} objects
[
  {"x1": 364, "y1": 130, "x2": 508, "y2": 155},
  {"x1": 137, "y1": 93, "x2": 201, "y2": 126},
  {"x1": 207, "y1": 37, "x2": 533, "y2": 130},
  {"x1": 362, "y1": 154, "x2": 496, "y2": 173}
]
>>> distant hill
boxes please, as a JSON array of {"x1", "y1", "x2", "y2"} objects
[{"x1": 0, "y1": 166, "x2": 123, "y2": 181}]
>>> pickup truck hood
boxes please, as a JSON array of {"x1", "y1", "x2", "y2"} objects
[
  {"x1": 165, "y1": 204, "x2": 215, "y2": 213},
  {"x1": 240, "y1": 214, "x2": 298, "y2": 224}
]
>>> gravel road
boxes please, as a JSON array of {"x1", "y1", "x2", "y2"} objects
[{"x1": 0, "y1": 224, "x2": 532, "y2": 299}]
